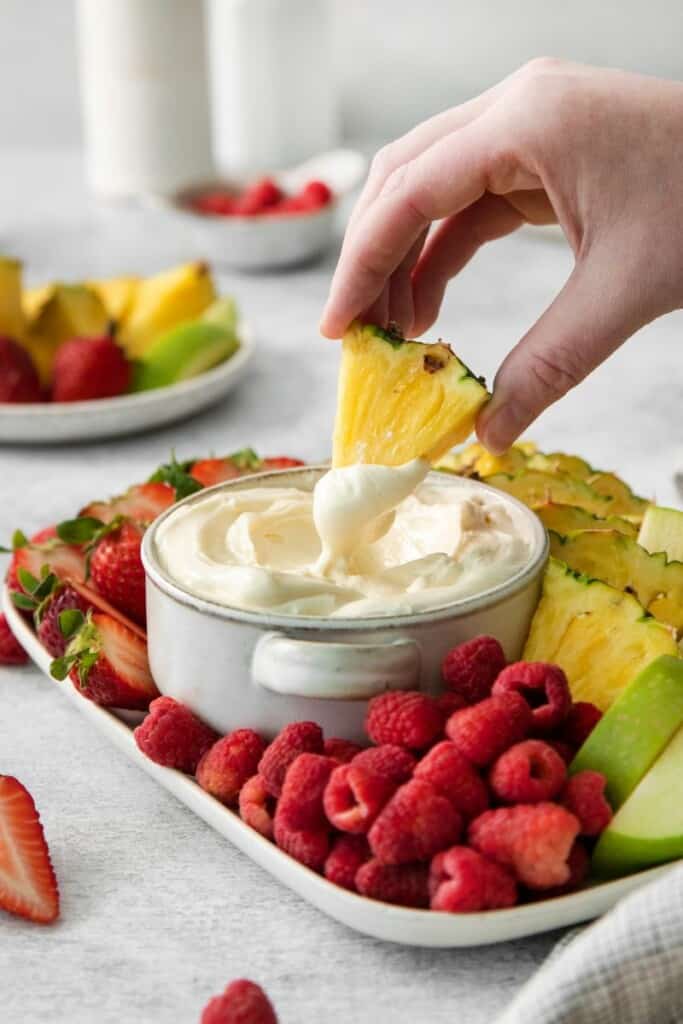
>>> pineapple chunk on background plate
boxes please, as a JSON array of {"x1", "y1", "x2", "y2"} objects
[
  {"x1": 332, "y1": 322, "x2": 489, "y2": 467},
  {"x1": 523, "y1": 558, "x2": 678, "y2": 711}
]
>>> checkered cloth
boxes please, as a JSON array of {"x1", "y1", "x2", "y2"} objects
[{"x1": 497, "y1": 863, "x2": 683, "y2": 1024}]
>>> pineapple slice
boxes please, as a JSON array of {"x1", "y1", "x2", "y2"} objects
[
  {"x1": 437, "y1": 441, "x2": 534, "y2": 478},
  {"x1": 639, "y1": 505, "x2": 683, "y2": 563},
  {"x1": 549, "y1": 530, "x2": 683, "y2": 630},
  {"x1": 523, "y1": 558, "x2": 678, "y2": 710},
  {"x1": 535, "y1": 502, "x2": 638, "y2": 538},
  {"x1": 332, "y1": 322, "x2": 489, "y2": 467},
  {"x1": 88, "y1": 276, "x2": 140, "y2": 323},
  {"x1": 0, "y1": 257, "x2": 26, "y2": 337},
  {"x1": 585, "y1": 472, "x2": 649, "y2": 520},
  {"x1": 527, "y1": 451, "x2": 593, "y2": 479},
  {"x1": 485, "y1": 470, "x2": 613, "y2": 516},
  {"x1": 118, "y1": 262, "x2": 216, "y2": 359}
]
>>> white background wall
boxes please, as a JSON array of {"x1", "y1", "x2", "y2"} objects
[{"x1": 2, "y1": 0, "x2": 683, "y2": 149}]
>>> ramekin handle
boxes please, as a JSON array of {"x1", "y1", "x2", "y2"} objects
[{"x1": 251, "y1": 632, "x2": 421, "y2": 700}]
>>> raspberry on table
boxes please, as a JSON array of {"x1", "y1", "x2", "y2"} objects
[
  {"x1": 492, "y1": 662, "x2": 571, "y2": 734},
  {"x1": 258, "y1": 721, "x2": 324, "y2": 797},
  {"x1": 489, "y1": 740, "x2": 567, "y2": 804},
  {"x1": 275, "y1": 753, "x2": 336, "y2": 832},
  {"x1": 239, "y1": 775, "x2": 276, "y2": 839},
  {"x1": 324, "y1": 834, "x2": 370, "y2": 891},
  {"x1": 445, "y1": 692, "x2": 532, "y2": 766},
  {"x1": 441, "y1": 635, "x2": 507, "y2": 704},
  {"x1": 365, "y1": 690, "x2": 444, "y2": 750},
  {"x1": 200, "y1": 978, "x2": 278, "y2": 1024},
  {"x1": 355, "y1": 858, "x2": 430, "y2": 908},
  {"x1": 429, "y1": 846, "x2": 517, "y2": 913},
  {"x1": 368, "y1": 778, "x2": 462, "y2": 865},
  {"x1": 468, "y1": 802, "x2": 580, "y2": 890},
  {"x1": 562, "y1": 770, "x2": 612, "y2": 836},
  {"x1": 414, "y1": 741, "x2": 489, "y2": 820},
  {"x1": 324, "y1": 737, "x2": 364, "y2": 763},
  {"x1": 196, "y1": 729, "x2": 266, "y2": 806},
  {"x1": 560, "y1": 702, "x2": 603, "y2": 748},
  {"x1": 133, "y1": 696, "x2": 218, "y2": 773},
  {"x1": 0, "y1": 612, "x2": 28, "y2": 665}
]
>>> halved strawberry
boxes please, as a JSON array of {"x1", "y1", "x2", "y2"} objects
[
  {"x1": 0, "y1": 776, "x2": 59, "y2": 924},
  {"x1": 190, "y1": 458, "x2": 243, "y2": 488},
  {"x1": 89, "y1": 521, "x2": 146, "y2": 626},
  {"x1": 6, "y1": 528, "x2": 86, "y2": 596},
  {"x1": 261, "y1": 456, "x2": 305, "y2": 472},
  {"x1": 35, "y1": 584, "x2": 93, "y2": 658},
  {"x1": 80, "y1": 482, "x2": 175, "y2": 525},
  {"x1": 190, "y1": 448, "x2": 303, "y2": 488},
  {"x1": 51, "y1": 611, "x2": 158, "y2": 710},
  {"x1": 68, "y1": 579, "x2": 146, "y2": 640}
]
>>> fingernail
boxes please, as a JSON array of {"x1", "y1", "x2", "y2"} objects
[{"x1": 478, "y1": 402, "x2": 528, "y2": 455}]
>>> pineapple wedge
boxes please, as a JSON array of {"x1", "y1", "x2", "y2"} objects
[
  {"x1": 527, "y1": 451, "x2": 593, "y2": 479},
  {"x1": 585, "y1": 472, "x2": 649, "y2": 520},
  {"x1": 535, "y1": 502, "x2": 638, "y2": 538},
  {"x1": 485, "y1": 470, "x2": 613, "y2": 516},
  {"x1": 332, "y1": 322, "x2": 489, "y2": 467},
  {"x1": 0, "y1": 256, "x2": 26, "y2": 338},
  {"x1": 523, "y1": 558, "x2": 678, "y2": 710},
  {"x1": 549, "y1": 529, "x2": 683, "y2": 630},
  {"x1": 437, "y1": 441, "x2": 534, "y2": 478},
  {"x1": 118, "y1": 262, "x2": 215, "y2": 359},
  {"x1": 88, "y1": 276, "x2": 140, "y2": 323}
]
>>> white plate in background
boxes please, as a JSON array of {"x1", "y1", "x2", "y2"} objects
[{"x1": 3, "y1": 589, "x2": 674, "y2": 947}]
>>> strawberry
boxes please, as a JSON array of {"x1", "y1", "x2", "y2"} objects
[
  {"x1": 0, "y1": 613, "x2": 28, "y2": 665},
  {"x1": 190, "y1": 458, "x2": 242, "y2": 488},
  {"x1": 36, "y1": 585, "x2": 93, "y2": 657},
  {"x1": 51, "y1": 336, "x2": 131, "y2": 402},
  {"x1": 0, "y1": 337, "x2": 42, "y2": 403},
  {"x1": 190, "y1": 449, "x2": 304, "y2": 488},
  {"x1": 0, "y1": 776, "x2": 59, "y2": 924},
  {"x1": 261, "y1": 457, "x2": 305, "y2": 472},
  {"x1": 80, "y1": 481, "x2": 175, "y2": 525},
  {"x1": 6, "y1": 528, "x2": 87, "y2": 597},
  {"x1": 51, "y1": 610, "x2": 158, "y2": 709},
  {"x1": 89, "y1": 521, "x2": 146, "y2": 625}
]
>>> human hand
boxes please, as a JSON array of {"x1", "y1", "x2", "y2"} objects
[{"x1": 320, "y1": 60, "x2": 683, "y2": 452}]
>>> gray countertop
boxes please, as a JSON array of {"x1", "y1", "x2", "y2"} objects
[{"x1": 1, "y1": 149, "x2": 681, "y2": 1024}]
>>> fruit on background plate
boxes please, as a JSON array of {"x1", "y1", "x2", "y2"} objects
[
  {"x1": 132, "y1": 296, "x2": 239, "y2": 392},
  {"x1": 0, "y1": 257, "x2": 25, "y2": 338},
  {"x1": 549, "y1": 529, "x2": 683, "y2": 630},
  {"x1": 23, "y1": 284, "x2": 110, "y2": 387},
  {"x1": 592, "y1": 724, "x2": 683, "y2": 876},
  {"x1": 638, "y1": 505, "x2": 683, "y2": 563},
  {"x1": 87, "y1": 275, "x2": 140, "y2": 323},
  {"x1": 117, "y1": 261, "x2": 215, "y2": 359},
  {"x1": 534, "y1": 502, "x2": 638, "y2": 539},
  {"x1": 51, "y1": 336, "x2": 131, "y2": 402},
  {"x1": 527, "y1": 451, "x2": 594, "y2": 479},
  {"x1": 0, "y1": 336, "x2": 42, "y2": 402},
  {"x1": 523, "y1": 558, "x2": 678, "y2": 711},
  {"x1": 332, "y1": 322, "x2": 489, "y2": 467},
  {"x1": 570, "y1": 656, "x2": 683, "y2": 808}
]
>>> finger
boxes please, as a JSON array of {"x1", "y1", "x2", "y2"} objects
[
  {"x1": 387, "y1": 228, "x2": 429, "y2": 335},
  {"x1": 362, "y1": 282, "x2": 389, "y2": 329},
  {"x1": 411, "y1": 193, "x2": 526, "y2": 335},
  {"x1": 476, "y1": 252, "x2": 651, "y2": 453},
  {"x1": 321, "y1": 117, "x2": 499, "y2": 338}
]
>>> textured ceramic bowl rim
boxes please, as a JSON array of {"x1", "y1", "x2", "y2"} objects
[{"x1": 142, "y1": 466, "x2": 549, "y2": 632}]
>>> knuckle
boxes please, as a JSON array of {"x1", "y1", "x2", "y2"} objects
[
  {"x1": 369, "y1": 144, "x2": 397, "y2": 183},
  {"x1": 527, "y1": 348, "x2": 585, "y2": 403}
]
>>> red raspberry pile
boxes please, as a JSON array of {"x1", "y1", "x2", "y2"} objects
[
  {"x1": 133, "y1": 635, "x2": 612, "y2": 914},
  {"x1": 191, "y1": 177, "x2": 333, "y2": 218}
]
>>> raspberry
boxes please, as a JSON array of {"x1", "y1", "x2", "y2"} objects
[
  {"x1": 196, "y1": 729, "x2": 266, "y2": 806},
  {"x1": 436, "y1": 691, "x2": 467, "y2": 717},
  {"x1": 489, "y1": 740, "x2": 567, "y2": 804},
  {"x1": 238, "y1": 775, "x2": 276, "y2": 839},
  {"x1": 562, "y1": 771, "x2": 612, "y2": 836},
  {"x1": 560, "y1": 702, "x2": 603, "y2": 748},
  {"x1": 536, "y1": 841, "x2": 590, "y2": 899},
  {"x1": 429, "y1": 846, "x2": 517, "y2": 913},
  {"x1": 324, "y1": 834, "x2": 370, "y2": 891},
  {"x1": 323, "y1": 744, "x2": 414, "y2": 835},
  {"x1": 368, "y1": 779, "x2": 462, "y2": 864},
  {"x1": 258, "y1": 721, "x2": 324, "y2": 797},
  {"x1": 445, "y1": 692, "x2": 532, "y2": 766},
  {"x1": 355, "y1": 859, "x2": 429, "y2": 908},
  {"x1": 547, "y1": 740, "x2": 576, "y2": 765},
  {"x1": 298, "y1": 180, "x2": 333, "y2": 209},
  {"x1": 414, "y1": 741, "x2": 489, "y2": 820},
  {"x1": 235, "y1": 177, "x2": 283, "y2": 215},
  {"x1": 273, "y1": 821, "x2": 329, "y2": 871},
  {"x1": 468, "y1": 803, "x2": 580, "y2": 890},
  {"x1": 200, "y1": 979, "x2": 277, "y2": 1024},
  {"x1": 0, "y1": 613, "x2": 28, "y2": 665},
  {"x1": 492, "y1": 662, "x2": 571, "y2": 734},
  {"x1": 441, "y1": 635, "x2": 506, "y2": 704},
  {"x1": 365, "y1": 691, "x2": 444, "y2": 750},
  {"x1": 275, "y1": 753, "x2": 337, "y2": 832},
  {"x1": 134, "y1": 696, "x2": 218, "y2": 773},
  {"x1": 324, "y1": 737, "x2": 363, "y2": 763}
]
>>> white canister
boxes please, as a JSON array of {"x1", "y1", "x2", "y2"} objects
[
  {"x1": 76, "y1": 0, "x2": 214, "y2": 197},
  {"x1": 205, "y1": 0, "x2": 338, "y2": 179}
]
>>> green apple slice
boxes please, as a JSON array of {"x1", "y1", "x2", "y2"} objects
[
  {"x1": 638, "y1": 505, "x2": 683, "y2": 563},
  {"x1": 132, "y1": 320, "x2": 239, "y2": 391},
  {"x1": 570, "y1": 655, "x2": 683, "y2": 808},
  {"x1": 592, "y1": 724, "x2": 683, "y2": 876}
]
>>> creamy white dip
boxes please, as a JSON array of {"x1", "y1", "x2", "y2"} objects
[{"x1": 155, "y1": 462, "x2": 534, "y2": 618}]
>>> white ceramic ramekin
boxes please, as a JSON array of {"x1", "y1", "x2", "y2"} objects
[{"x1": 141, "y1": 467, "x2": 548, "y2": 742}]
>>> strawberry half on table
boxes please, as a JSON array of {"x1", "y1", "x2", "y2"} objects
[
  {"x1": 50, "y1": 610, "x2": 158, "y2": 710},
  {"x1": 190, "y1": 448, "x2": 304, "y2": 488},
  {"x1": 0, "y1": 776, "x2": 59, "y2": 924}
]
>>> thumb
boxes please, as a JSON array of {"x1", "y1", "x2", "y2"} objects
[{"x1": 477, "y1": 253, "x2": 649, "y2": 454}]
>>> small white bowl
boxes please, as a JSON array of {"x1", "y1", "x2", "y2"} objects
[
  {"x1": 145, "y1": 148, "x2": 366, "y2": 270},
  {"x1": 142, "y1": 467, "x2": 549, "y2": 742}
]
